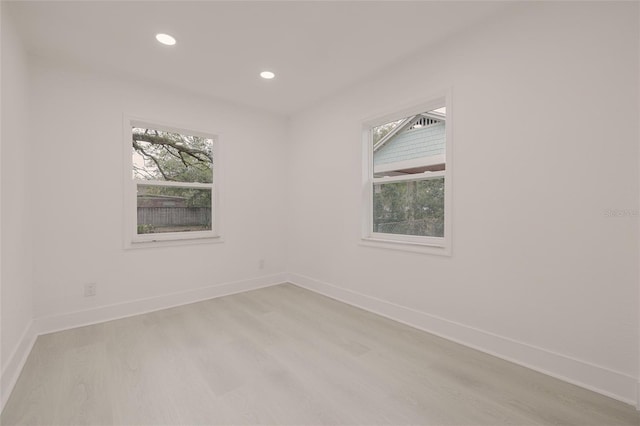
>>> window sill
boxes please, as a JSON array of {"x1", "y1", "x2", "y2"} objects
[
  {"x1": 126, "y1": 235, "x2": 224, "y2": 250},
  {"x1": 359, "y1": 237, "x2": 451, "y2": 256}
]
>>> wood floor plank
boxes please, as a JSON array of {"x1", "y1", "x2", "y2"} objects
[{"x1": 2, "y1": 283, "x2": 639, "y2": 425}]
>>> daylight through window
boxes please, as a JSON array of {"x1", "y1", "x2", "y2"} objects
[
  {"x1": 364, "y1": 101, "x2": 450, "y2": 250},
  {"x1": 127, "y1": 121, "x2": 218, "y2": 244}
]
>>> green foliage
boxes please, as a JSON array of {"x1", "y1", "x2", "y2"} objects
[
  {"x1": 373, "y1": 178, "x2": 444, "y2": 237},
  {"x1": 372, "y1": 119, "x2": 403, "y2": 145},
  {"x1": 137, "y1": 224, "x2": 155, "y2": 234},
  {"x1": 132, "y1": 128, "x2": 213, "y2": 183}
]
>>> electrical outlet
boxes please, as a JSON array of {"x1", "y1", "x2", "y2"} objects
[
  {"x1": 84, "y1": 283, "x2": 97, "y2": 297},
  {"x1": 259, "y1": 259, "x2": 265, "y2": 269}
]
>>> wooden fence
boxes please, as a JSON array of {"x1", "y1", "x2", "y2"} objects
[{"x1": 138, "y1": 207, "x2": 211, "y2": 227}]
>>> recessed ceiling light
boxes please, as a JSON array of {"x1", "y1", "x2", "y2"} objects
[
  {"x1": 260, "y1": 71, "x2": 275, "y2": 80},
  {"x1": 156, "y1": 33, "x2": 176, "y2": 46}
]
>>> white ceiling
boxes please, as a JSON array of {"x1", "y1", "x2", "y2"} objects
[{"x1": 6, "y1": 1, "x2": 509, "y2": 115}]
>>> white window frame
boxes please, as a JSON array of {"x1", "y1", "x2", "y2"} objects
[
  {"x1": 361, "y1": 91, "x2": 452, "y2": 255},
  {"x1": 123, "y1": 116, "x2": 222, "y2": 249}
]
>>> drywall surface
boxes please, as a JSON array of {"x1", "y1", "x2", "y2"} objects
[
  {"x1": 28, "y1": 58, "x2": 288, "y2": 319},
  {"x1": 1, "y1": 6, "x2": 34, "y2": 386},
  {"x1": 288, "y1": 2, "x2": 639, "y2": 402}
]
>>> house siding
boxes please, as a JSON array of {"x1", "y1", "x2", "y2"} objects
[{"x1": 374, "y1": 122, "x2": 445, "y2": 165}]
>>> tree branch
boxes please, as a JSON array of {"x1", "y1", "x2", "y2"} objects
[
  {"x1": 133, "y1": 140, "x2": 172, "y2": 181},
  {"x1": 177, "y1": 151, "x2": 189, "y2": 168},
  {"x1": 132, "y1": 133, "x2": 212, "y2": 163}
]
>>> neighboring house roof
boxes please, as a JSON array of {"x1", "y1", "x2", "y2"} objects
[{"x1": 373, "y1": 112, "x2": 446, "y2": 169}]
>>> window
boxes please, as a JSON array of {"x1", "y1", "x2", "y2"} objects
[
  {"x1": 362, "y1": 94, "x2": 451, "y2": 253},
  {"x1": 124, "y1": 119, "x2": 220, "y2": 246}
]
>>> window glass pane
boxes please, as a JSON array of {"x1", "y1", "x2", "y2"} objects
[
  {"x1": 373, "y1": 107, "x2": 446, "y2": 177},
  {"x1": 137, "y1": 185, "x2": 212, "y2": 234},
  {"x1": 372, "y1": 118, "x2": 404, "y2": 145},
  {"x1": 373, "y1": 177, "x2": 444, "y2": 238},
  {"x1": 132, "y1": 127, "x2": 213, "y2": 183}
]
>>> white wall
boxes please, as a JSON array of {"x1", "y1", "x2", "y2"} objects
[
  {"x1": 28, "y1": 58, "x2": 289, "y2": 320},
  {"x1": 2, "y1": 0, "x2": 639, "y2": 410},
  {"x1": 0, "y1": 6, "x2": 34, "y2": 403},
  {"x1": 288, "y1": 2, "x2": 639, "y2": 404}
]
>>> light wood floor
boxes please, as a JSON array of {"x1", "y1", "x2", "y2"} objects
[{"x1": 2, "y1": 283, "x2": 639, "y2": 425}]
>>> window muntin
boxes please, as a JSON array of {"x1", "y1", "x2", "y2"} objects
[
  {"x1": 127, "y1": 120, "x2": 218, "y2": 245},
  {"x1": 364, "y1": 100, "x2": 450, "y2": 250}
]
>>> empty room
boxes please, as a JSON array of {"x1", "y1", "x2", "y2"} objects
[{"x1": 1, "y1": 1, "x2": 639, "y2": 425}]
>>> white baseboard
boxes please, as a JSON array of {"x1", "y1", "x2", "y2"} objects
[
  {"x1": 1, "y1": 321, "x2": 37, "y2": 412},
  {"x1": 288, "y1": 272, "x2": 639, "y2": 408},
  {"x1": 34, "y1": 273, "x2": 288, "y2": 335},
  {"x1": 1, "y1": 273, "x2": 287, "y2": 413}
]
